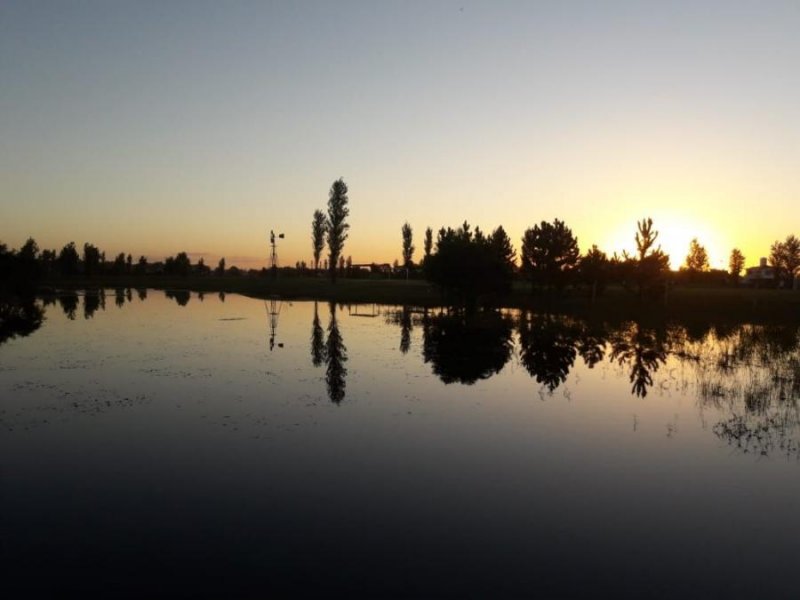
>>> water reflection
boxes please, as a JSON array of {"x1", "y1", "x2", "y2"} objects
[
  {"x1": 518, "y1": 312, "x2": 579, "y2": 392},
  {"x1": 422, "y1": 310, "x2": 513, "y2": 385},
  {"x1": 58, "y1": 292, "x2": 79, "y2": 320},
  {"x1": 83, "y1": 290, "x2": 102, "y2": 319},
  {"x1": 310, "y1": 301, "x2": 326, "y2": 367},
  {"x1": 608, "y1": 322, "x2": 668, "y2": 398},
  {"x1": 0, "y1": 300, "x2": 44, "y2": 346},
  {"x1": 324, "y1": 301, "x2": 347, "y2": 403},
  {"x1": 165, "y1": 289, "x2": 190, "y2": 306}
]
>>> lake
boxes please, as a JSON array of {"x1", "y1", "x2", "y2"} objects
[{"x1": 2, "y1": 290, "x2": 799, "y2": 598}]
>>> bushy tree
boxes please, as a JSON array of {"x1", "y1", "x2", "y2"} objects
[
  {"x1": 326, "y1": 178, "x2": 349, "y2": 283},
  {"x1": 424, "y1": 221, "x2": 515, "y2": 307},
  {"x1": 769, "y1": 235, "x2": 800, "y2": 287},
  {"x1": 729, "y1": 248, "x2": 745, "y2": 282},
  {"x1": 165, "y1": 252, "x2": 191, "y2": 276},
  {"x1": 683, "y1": 238, "x2": 709, "y2": 273},
  {"x1": 520, "y1": 219, "x2": 579, "y2": 291},
  {"x1": 579, "y1": 245, "x2": 609, "y2": 300},
  {"x1": 83, "y1": 243, "x2": 102, "y2": 276},
  {"x1": 56, "y1": 242, "x2": 80, "y2": 276}
]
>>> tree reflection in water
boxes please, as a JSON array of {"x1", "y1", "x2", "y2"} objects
[
  {"x1": 324, "y1": 301, "x2": 347, "y2": 404},
  {"x1": 422, "y1": 310, "x2": 513, "y2": 385},
  {"x1": 0, "y1": 300, "x2": 44, "y2": 346},
  {"x1": 58, "y1": 292, "x2": 79, "y2": 320},
  {"x1": 165, "y1": 290, "x2": 191, "y2": 307},
  {"x1": 83, "y1": 290, "x2": 102, "y2": 319},
  {"x1": 518, "y1": 312, "x2": 579, "y2": 392},
  {"x1": 310, "y1": 301, "x2": 326, "y2": 367},
  {"x1": 608, "y1": 322, "x2": 668, "y2": 398}
]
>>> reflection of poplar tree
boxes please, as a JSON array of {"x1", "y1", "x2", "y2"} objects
[
  {"x1": 325, "y1": 302, "x2": 347, "y2": 403},
  {"x1": 400, "y1": 306, "x2": 412, "y2": 354},
  {"x1": 310, "y1": 301, "x2": 326, "y2": 367}
]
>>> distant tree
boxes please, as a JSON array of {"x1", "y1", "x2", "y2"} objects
[
  {"x1": 345, "y1": 255, "x2": 352, "y2": 274},
  {"x1": 683, "y1": 238, "x2": 709, "y2": 273},
  {"x1": 56, "y1": 242, "x2": 80, "y2": 276},
  {"x1": 216, "y1": 257, "x2": 226, "y2": 276},
  {"x1": 423, "y1": 227, "x2": 433, "y2": 263},
  {"x1": 338, "y1": 255, "x2": 346, "y2": 275},
  {"x1": 112, "y1": 253, "x2": 126, "y2": 275},
  {"x1": 729, "y1": 248, "x2": 745, "y2": 282},
  {"x1": 769, "y1": 235, "x2": 800, "y2": 287},
  {"x1": 311, "y1": 209, "x2": 327, "y2": 272},
  {"x1": 579, "y1": 245, "x2": 609, "y2": 301},
  {"x1": 197, "y1": 257, "x2": 210, "y2": 275},
  {"x1": 83, "y1": 243, "x2": 102, "y2": 276},
  {"x1": 326, "y1": 178, "x2": 350, "y2": 283},
  {"x1": 520, "y1": 219, "x2": 580, "y2": 292},
  {"x1": 401, "y1": 222, "x2": 414, "y2": 278},
  {"x1": 165, "y1": 252, "x2": 191, "y2": 276},
  {"x1": 136, "y1": 255, "x2": 148, "y2": 275},
  {"x1": 19, "y1": 238, "x2": 39, "y2": 261},
  {"x1": 126, "y1": 253, "x2": 133, "y2": 274}
]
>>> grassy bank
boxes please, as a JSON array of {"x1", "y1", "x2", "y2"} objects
[{"x1": 41, "y1": 275, "x2": 800, "y2": 323}]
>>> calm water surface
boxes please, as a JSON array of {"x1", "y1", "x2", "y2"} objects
[{"x1": 2, "y1": 291, "x2": 799, "y2": 598}]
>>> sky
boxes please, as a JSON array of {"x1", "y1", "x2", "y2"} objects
[{"x1": 2, "y1": 0, "x2": 798, "y2": 269}]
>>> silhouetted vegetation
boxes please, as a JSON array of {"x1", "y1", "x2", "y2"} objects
[
  {"x1": 324, "y1": 301, "x2": 347, "y2": 403},
  {"x1": 422, "y1": 310, "x2": 513, "y2": 384},
  {"x1": 311, "y1": 209, "x2": 327, "y2": 272},
  {"x1": 770, "y1": 235, "x2": 800, "y2": 287},
  {"x1": 518, "y1": 312, "x2": 579, "y2": 392},
  {"x1": 310, "y1": 301, "x2": 326, "y2": 367},
  {"x1": 423, "y1": 222, "x2": 516, "y2": 308},
  {"x1": 326, "y1": 178, "x2": 350, "y2": 284},
  {"x1": 729, "y1": 248, "x2": 745, "y2": 282},
  {"x1": 521, "y1": 219, "x2": 580, "y2": 293},
  {"x1": 401, "y1": 222, "x2": 414, "y2": 278}
]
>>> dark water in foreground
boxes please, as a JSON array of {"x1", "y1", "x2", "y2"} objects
[{"x1": 2, "y1": 291, "x2": 799, "y2": 598}]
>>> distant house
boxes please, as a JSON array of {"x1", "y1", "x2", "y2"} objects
[{"x1": 743, "y1": 258, "x2": 776, "y2": 287}]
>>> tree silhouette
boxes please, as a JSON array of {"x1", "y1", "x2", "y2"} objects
[
  {"x1": 609, "y1": 322, "x2": 668, "y2": 398},
  {"x1": 216, "y1": 257, "x2": 226, "y2": 276},
  {"x1": 401, "y1": 222, "x2": 414, "y2": 278},
  {"x1": 165, "y1": 252, "x2": 191, "y2": 276},
  {"x1": 56, "y1": 242, "x2": 80, "y2": 276},
  {"x1": 729, "y1": 248, "x2": 745, "y2": 282},
  {"x1": 83, "y1": 290, "x2": 101, "y2": 319},
  {"x1": 112, "y1": 252, "x2": 126, "y2": 275},
  {"x1": 58, "y1": 292, "x2": 79, "y2": 319},
  {"x1": 324, "y1": 302, "x2": 347, "y2": 403},
  {"x1": 0, "y1": 299, "x2": 44, "y2": 346},
  {"x1": 135, "y1": 255, "x2": 148, "y2": 275},
  {"x1": 683, "y1": 238, "x2": 709, "y2": 273},
  {"x1": 579, "y1": 245, "x2": 609, "y2": 301},
  {"x1": 424, "y1": 222, "x2": 515, "y2": 307},
  {"x1": 326, "y1": 178, "x2": 350, "y2": 283},
  {"x1": 311, "y1": 209, "x2": 327, "y2": 272},
  {"x1": 518, "y1": 313, "x2": 579, "y2": 392},
  {"x1": 521, "y1": 219, "x2": 580, "y2": 292},
  {"x1": 310, "y1": 301, "x2": 326, "y2": 367},
  {"x1": 626, "y1": 218, "x2": 670, "y2": 298},
  {"x1": 422, "y1": 311, "x2": 513, "y2": 384},
  {"x1": 769, "y1": 235, "x2": 800, "y2": 287},
  {"x1": 423, "y1": 227, "x2": 433, "y2": 264}
]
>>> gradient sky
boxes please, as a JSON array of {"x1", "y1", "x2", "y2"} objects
[{"x1": 2, "y1": 1, "x2": 798, "y2": 269}]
